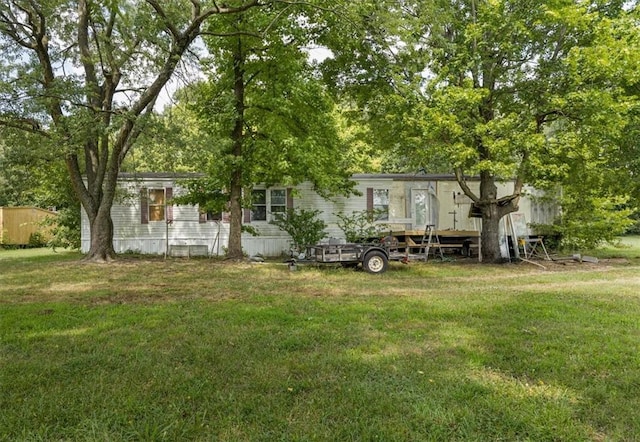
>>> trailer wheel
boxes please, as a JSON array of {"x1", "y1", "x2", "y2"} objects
[{"x1": 363, "y1": 250, "x2": 388, "y2": 274}]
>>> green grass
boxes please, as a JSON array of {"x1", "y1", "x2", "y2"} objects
[
  {"x1": 588, "y1": 235, "x2": 640, "y2": 259},
  {"x1": 1, "y1": 248, "x2": 640, "y2": 441}
]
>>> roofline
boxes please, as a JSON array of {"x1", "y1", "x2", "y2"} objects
[
  {"x1": 351, "y1": 173, "x2": 482, "y2": 181},
  {"x1": 117, "y1": 172, "x2": 204, "y2": 180},
  {"x1": 115, "y1": 172, "x2": 495, "y2": 182}
]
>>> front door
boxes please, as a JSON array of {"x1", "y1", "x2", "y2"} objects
[{"x1": 412, "y1": 189, "x2": 432, "y2": 230}]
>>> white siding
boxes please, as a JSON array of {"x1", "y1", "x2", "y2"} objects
[
  {"x1": 81, "y1": 174, "x2": 554, "y2": 257},
  {"x1": 82, "y1": 177, "x2": 228, "y2": 256}
]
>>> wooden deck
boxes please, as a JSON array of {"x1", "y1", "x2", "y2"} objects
[{"x1": 388, "y1": 229, "x2": 481, "y2": 260}]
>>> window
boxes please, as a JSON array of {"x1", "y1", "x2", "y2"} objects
[
  {"x1": 270, "y1": 189, "x2": 287, "y2": 216},
  {"x1": 141, "y1": 187, "x2": 172, "y2": 224},
  {"x1": 250, "y1": 189, "x2": 287, "y2": 222},
  {"x1": 199, "y1": 210, "x2": 222, "y2": 223},
  {"x1": 373, "y1": 189, "x2": 389, "y2": 221},
  {"x1": 148, "y1": 189, "x2": 165, "y2": 221},
  {"x1": 251, "y1": 190, "x2": 267, "y2": 221}
]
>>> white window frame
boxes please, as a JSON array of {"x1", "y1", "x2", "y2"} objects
[
  {"x1": 250, "y1": 188, "x2": 287, "y2": 222},
  {"x1": 373, "y1": 188, "x2": 389, "y2": 221}
]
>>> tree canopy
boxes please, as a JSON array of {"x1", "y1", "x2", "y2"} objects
[
  {"x1": 167, "y1": 2, "x2": 356, "y2": 258},
  {"x1": 321, "y1": 0, "x2": 640, "y2": 259},
  {"x1": 0, "y1": 0, "x2": 268, "y2": 261},
  {"x1": 1, "y1": 0, "x2": 638, "y2": 259}
]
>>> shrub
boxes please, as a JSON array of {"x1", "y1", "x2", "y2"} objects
[
  {"x1": 335, "y1": 209, "x2": 389, "y2": 243},
  {"x1": 43, "y1": 206, "x2": 81, "y2": 250},
  {"x1": 28, "y1": 232, "x2": 46, "y2": 248},
  {"x1": 271, "y1": 208, "x2": 327, "y2": 254}
]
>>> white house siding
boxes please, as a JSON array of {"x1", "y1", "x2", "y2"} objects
[
  {"x1": 81, "y1": 173, "x2": 554, "y2": 257},
  {"x1": 81, "y1": 174, "x2": 225, "y2": 256}
]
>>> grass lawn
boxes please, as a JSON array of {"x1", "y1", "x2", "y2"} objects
[{"x1": 1, "y1": 246, "x2": 640, "y2": 441}]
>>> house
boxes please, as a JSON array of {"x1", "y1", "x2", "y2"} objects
[
  {"x1": 80, "y1": 172, "x2": 557, "y2": 257},
  {"x1": 0, "y1": 206, "x2": 58, "y2": 246}
]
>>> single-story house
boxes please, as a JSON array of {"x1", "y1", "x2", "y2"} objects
[
  {"x1": 0, "y1": 206, "x2": 58, "y2": 246},
  {"x1": 80, "y1": 172, "x2": 557, "y2": 257}
]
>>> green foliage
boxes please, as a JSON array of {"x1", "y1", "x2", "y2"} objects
[
  {"x1": 558, "y1": 194, "x2": 634, "y2": 250},
  {"x1": 174, "y1": 3, "x2": 358, "y2": 258},
  {"x1": 44, "y1": 206, "x2": 81, "y2": 250},
  {"x1": 323, "y1": 0, "x2": 640, "y2": 255},
  {"x1": 0, "y1": 127, "x2": 81, "y2": 249},
  {"x1": 27, "y1": 232, "x2": 46, "y2": 248},
  {"x1": 531, "y1": 191, "x2": 635, "y2": 251},
  {"x1": 123, "y1": 109, "x2": 215, "y2": 174},
  {"x1": 171, "y1": 176, "x2": 228, "y2": 215},
  {"x1": 335, "y1": 209, "x2": 388, "y2": 243},
  {"x1": 1, "y1": 0, "x2": 270, "y2": 261},
  {"x1": 626, "y1": 218, "x2": 640, "y2": 235},
  {"x1": 271, "y1": 208, "x2": 327, "y2": 254}
]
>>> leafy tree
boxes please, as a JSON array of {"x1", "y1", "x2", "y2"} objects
[
  {"x1": 0, "y1": 0, "x2": 265, "y2": 262},
  {"x1": 177, "y1": 2, "x2": 355, "y2": 259},
  {"x1": 323, "y1": 0, "x2": 639, "y2": 261},
  {"x1": 0, "y1": 128, "x2": 45, "y2": 206},
  {"x1": 532, "y1": 4, "x2": 640, "y2": 248},
  {"x1": 122, "y1": 103, "x2": 216, "y2": 174},
  {"x1": 0, "y1": 126, "x2": 81, "y2": 248}
]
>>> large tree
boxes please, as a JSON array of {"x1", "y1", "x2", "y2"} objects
[
  {"x1": 175, "y1": 2, "x2": 354, "y2": 258},
  {"x1": 0, "y1": 0, "x2": 264, "y2": 262},
  {"x1": 323, "y1": 0, "x2": 639, "y2": 261}
]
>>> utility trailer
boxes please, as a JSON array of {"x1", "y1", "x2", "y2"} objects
[{"x1": 309, "y1": 237, "x2": 414, "y2": 274}]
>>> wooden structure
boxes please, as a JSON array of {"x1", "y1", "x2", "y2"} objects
[
  {"x1": 389, "y1": 229, "x2": 481, "y2": 260},
  {"x1": 0, "y1": 207, "x2": 57, "y2": 246}
]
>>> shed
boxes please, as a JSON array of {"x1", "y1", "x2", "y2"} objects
[{"x1": 0, "y1": 206, "x2": 58, "y2": 246}]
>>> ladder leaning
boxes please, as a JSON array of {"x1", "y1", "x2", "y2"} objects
[{"x1": 421, "y1": 224, "x2": 444, "y2": 261}]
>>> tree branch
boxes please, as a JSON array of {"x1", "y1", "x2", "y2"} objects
[
  {"x1": 200, "y1": 30, "x2": 263, "y2": 38},
  {"x1": 0, "y1": 116, "x2": 49, "y2": 137},
  {"x1": 454, "y1": 167, "x2": 480, "y2": 203},
  {"x1": 145, "y1": 0, "x2": 182, "y2": 39}
]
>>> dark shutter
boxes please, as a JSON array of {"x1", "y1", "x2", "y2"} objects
[
  {"x1": 243, "y1": 208, "x2": 251, "y2": 224},
  {"x1": 165, "y1": 187, "x2": 173, "y2": 222},
  {"x1": 366, "y1": 187, "x2": 374, "y2": 213},
  {"x1": 140, "y1": 187, "x2": 149, "y2": 224},
  {"x1": 286, "y1": 188, "x2": 294, "y2": 210},
  {"x1": 222, "y1": 202, "x2": 231, "y2": 223}
]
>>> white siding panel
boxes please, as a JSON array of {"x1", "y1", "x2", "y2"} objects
[{"x1": 83, "y1": 174, "x2": 554, "y2": 257}]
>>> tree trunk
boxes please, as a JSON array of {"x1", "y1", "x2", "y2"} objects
[
  {"x1": 84, "y1": 204, "x2": 116, "y2": 262},
  {"x1": 227, "y1": 174, "x2": 244, "y2": 259},
  {"x1": 477, "y1": 171, "x2": 521, "y2": 263},
  {"x1": 226, "y1": 36, "x2": 246, "y2": 260},
  {"x1": 480, "y1": 203, "x2": 503, "y2": 263}
]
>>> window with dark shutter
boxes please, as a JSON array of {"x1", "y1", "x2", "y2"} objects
[{"x1": 148, "y1": 189, "x2": 165, "y2": 221}]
